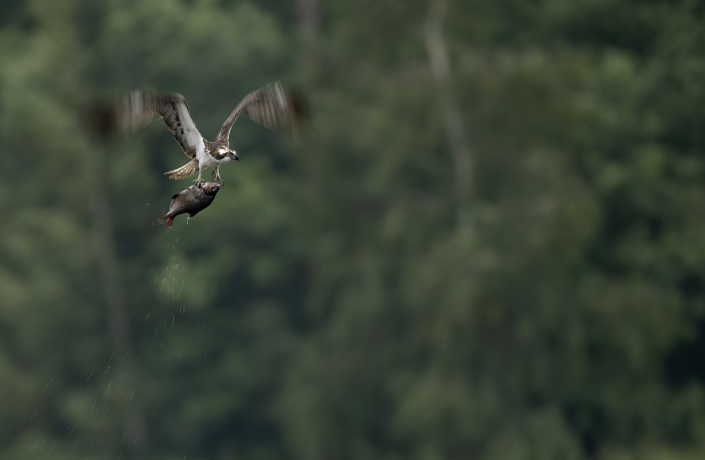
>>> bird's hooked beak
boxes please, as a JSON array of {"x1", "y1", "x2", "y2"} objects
[{"x1": 230, "y1": 151, "x2": 239, "y2": 161}]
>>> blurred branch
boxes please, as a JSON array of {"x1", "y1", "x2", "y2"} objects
[{"x1": 424, "y1": 0, "x2": 473, "y2": 228}]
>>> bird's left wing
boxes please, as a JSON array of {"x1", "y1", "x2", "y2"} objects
[
  {"x1": 216, "y1": 81, "x2": 308, "y2": 144},
  {"x1": 118, "y1": 90, "x2": 204, "y2": 159}
]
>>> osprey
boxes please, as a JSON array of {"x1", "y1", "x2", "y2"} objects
[{"x1": 118, "y1": 82, "x2": 306, "y2": 184}]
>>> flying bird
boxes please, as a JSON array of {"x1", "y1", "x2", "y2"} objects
[{"x1": 117, "y1": 82, "x2": 307, "y2": 184}]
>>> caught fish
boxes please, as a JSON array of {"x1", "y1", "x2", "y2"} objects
[{"x1": 154, "y1": 182, "x2": 222, "y2": 228}]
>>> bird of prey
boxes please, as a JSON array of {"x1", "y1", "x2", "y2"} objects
[{"x1": 117, "y1": 82, "x2": 307, "y2": 184}]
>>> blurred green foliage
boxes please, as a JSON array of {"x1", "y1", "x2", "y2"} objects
[{"x1": 1, "y1": 0, "x2": 705, "y2": 459}]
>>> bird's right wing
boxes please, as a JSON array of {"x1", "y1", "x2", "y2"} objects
[{"x1": 118, "y1": 90, "x2": 205, "y2": 160}]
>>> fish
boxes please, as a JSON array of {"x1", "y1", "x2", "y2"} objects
[{"x1": 154, "y1": 182, "x2": 222, "y2": 228}]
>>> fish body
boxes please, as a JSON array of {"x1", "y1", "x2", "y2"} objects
[{"x1": 155, "y1": 182, "x2": 222, "y2": 227}]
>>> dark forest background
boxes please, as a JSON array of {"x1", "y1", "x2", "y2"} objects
[{"x1": 2, "y1": 0, "x2": 705, "y2": 458}]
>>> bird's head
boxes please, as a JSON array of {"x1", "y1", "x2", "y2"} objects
[{"x1": 216, "y1": 146, "x2": 239, "y2": 162}]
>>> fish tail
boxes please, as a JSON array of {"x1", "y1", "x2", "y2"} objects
[
  {"x1": 153, "y1": 215, "x2": 174, "y2": 228},
  {"x1": 165, "y1": 159, "x2": 199, "y2": 180}
]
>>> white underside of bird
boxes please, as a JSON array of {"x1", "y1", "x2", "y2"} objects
[{"x1": 196, "y1": 145, "x2": 237, "y2": 183}]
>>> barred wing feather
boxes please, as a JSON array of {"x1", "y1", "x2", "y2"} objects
[
  {"x1": 216, "y1": 81, "x2": 308, "y2": 144},
  {"x1": 118, "y1": 89, "x2": 204, "y2": 159}
]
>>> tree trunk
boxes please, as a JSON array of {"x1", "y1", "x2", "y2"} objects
[
  {"x1": 424, "y1": 0, "x2": 473, "y2": 228},
  {"x1": 295, "y1": 0, "x2": 321, "y2": 80},
  {"x1": 90, "y1": 148, "x2": 147, "y2": 459},
  {"x1": 295, "y1": 0, "x2": 320, "y2": 36}
]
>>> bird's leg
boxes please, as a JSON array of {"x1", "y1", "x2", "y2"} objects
[
  {"x1": 193, "y1": 168, "x2": 204, "y2": 186},
  {"x1": 214, "y1": 166, "x2": 224, "y2": 185}
]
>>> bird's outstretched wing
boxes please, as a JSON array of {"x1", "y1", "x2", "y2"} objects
[
  {"x1": 118, "y1": 90, "x2": 204, "y2": 159},
  {"x1": 216, "y1": 81, "x2": 309, "y2": 144}
]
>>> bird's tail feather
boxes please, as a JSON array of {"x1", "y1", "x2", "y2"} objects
[
  {"x1": 153, "y1": 215, "x2": 174, "y2": 228},
  {"x1": 165, "y1": 159, "x2": 198, "y2": 180}
]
